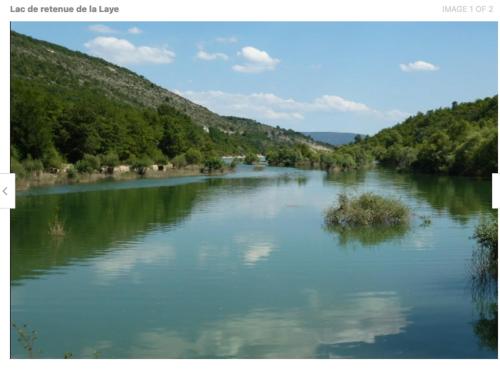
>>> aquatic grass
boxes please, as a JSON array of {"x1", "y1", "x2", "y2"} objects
[
  {"x1": 324, "y1": 193, "x2": 410, "y2": 227},
  {"x1": 48, "y1": 215, "x2": 66, "y2": 237},
  {"x1": 13, "y1": 323, "x2": 102, "y2": 359},
  {"x1": 472, "y1": 215, "x2": 498, "y2": 281},
  {"x1": 470, "y1": 215, "x2": 498, "y2": 351},
  {"x1": 12, "y1": 323, "x2": 38, "y2": 358}
]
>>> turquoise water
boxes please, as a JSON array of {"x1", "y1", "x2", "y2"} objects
[{"x1": 11, "y1": 166, "x2": 497, "y2": 358}]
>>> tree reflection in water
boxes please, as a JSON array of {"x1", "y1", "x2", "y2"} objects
[{"x1": 375, "y1": 167, "x2": 493, "y2": 223}]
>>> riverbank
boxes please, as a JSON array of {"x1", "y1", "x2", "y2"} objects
[{"x1": 15, "y1": 164, "x2": 229, "y2": 191}]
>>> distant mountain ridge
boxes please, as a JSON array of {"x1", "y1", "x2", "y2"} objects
[{"x1": 302, "y1": 132, "x2": 363, "y2": 146}]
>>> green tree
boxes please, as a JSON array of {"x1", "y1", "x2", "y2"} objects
[
  {"x1": 244, "y1": 153, "x2": 258, "y2": 165},
  {"x1": 185, "y1": 148, "x2": 203, "y2": 165}
]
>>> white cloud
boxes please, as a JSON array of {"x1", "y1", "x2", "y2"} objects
[
  {"x1": 128, "y1": 26, "x2": 143, "y2": 35},
  {"x1": 177, "y1": 90, "x2": 303, "y2": 120},
  {"x1": 312, "y1": 95, "x2": 370, "y2": 112},
  {"x1": 215, "y1": 36, "x2": 238, "y2": 44},
  {"x1": 263, "y1": 109, "x2": 304, "y2": 120},
  {"x1": 177, "y1": 90, "x2": 407, "y2": 123},
  {"x1": 384, "y1": 109, "x2": 412, "y2": 120},
  {"x1": 88, "y1": 24, "x2": 143, "y2": 35},
  {"x1": 84, "y1": 36, "x2": 175, "y2": 65},
  {"x1": 196, "y1": 48, "x2": 228, "y2": 61},
  {"x1": 233, "y1": 46, "x2": 280, "y2": 73},
  {"x1": 400, "y1": 60, "x2": 439, "y2": 72},
  {"x1": 88, "y1": 24, "x2": 118, "y2": 34}
]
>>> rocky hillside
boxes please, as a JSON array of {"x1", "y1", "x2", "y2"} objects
[{"x1": 11, "y1": 31, "x2": 326, "y2": 155}]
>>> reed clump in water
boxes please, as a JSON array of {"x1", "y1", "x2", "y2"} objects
[
  {"x1": 12, "y1": 323, "x2": 38, "y2": 358},
  {"x1": 472, "y1": 216, "x2": 498, "y2": 281},
  {"x1": 48, "y1": 215, "x2": 66, "y2": 237},
  {"x1": 325, "y1": 193, "x2": 410, "y2": 227}
]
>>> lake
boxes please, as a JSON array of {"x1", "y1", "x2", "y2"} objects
[{"x1": 10, "y1": 165, "x2": 497, "y2": 358}]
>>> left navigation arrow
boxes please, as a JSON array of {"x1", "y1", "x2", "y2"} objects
[{"x1": 0, "y1": 174, "x2": 16, "y2": 209}]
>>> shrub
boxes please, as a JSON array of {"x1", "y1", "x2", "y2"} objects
[
  {"x1": 204, "y1": 157, "x2": 224, "y2": 172},
  {"x1": 101, "y1": 151, "x2": 120, "y2": 168},
  {"x1": 131, "y1": 156, "x2": 153, "y2": 175},
  {"x1": 75, "y1": 154, "x2": 101, "y2": 174},
  {"x1": 325, "y1": 193, "x2": 410, "y2": 227},
  {"x1": 244, "y1": 153, "x2": 258, "y2": 165},
  {"x1": 171, "y1": 154, "x2": 187, "y2": 169},
  {"x1": 11, "y1": 157, "x2": 26, "y2": 178},
  {"x1": 154, "y1": 153, "x2": 168, "y2": 167},
  {"x1": 43, "y1": 147, "x2": 64, "y2": 171},
  {"x1": 266, "y1": 148, "x2": 301, "y2": 167},
  {"x1": 84, "y1": 154, "x2": 101, "y2": 170},
  {"x1": 101, "y1": 151, "x2": 120, "y2": 174},
  {"x1": 230, "y1": 158, "x2": 239, "y2": 169},
  {"x1": 23, "y1": 156, "x2": 44, "y2": 175},
  {"x1": 75, "y1": 160, "x2": 92, "y2": 174},
  {"x1": 185, "y1": 148, "x2": 203, "y2": 165},
  {"x1": 66, "y1": 166, "x2": 76, "y2": 179}
]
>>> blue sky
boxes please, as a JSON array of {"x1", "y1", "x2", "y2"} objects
[{"x1": 11, "y1": 22, "x2": 498, "y2": 134}]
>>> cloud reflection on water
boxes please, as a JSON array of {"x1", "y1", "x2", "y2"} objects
[
  {"x1": 92, "y1": 238, "x2": 176, "y2": 284},
  {"x1": 129, "y1": 290, "x2": 409, "y2": 358}
]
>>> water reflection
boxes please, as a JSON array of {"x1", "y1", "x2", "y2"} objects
[
  {"x1": 234, "y1": 234, "x2": 276, "y2": 266},
  {"x1": 474, "y1": 303, "x2": 498, "y2": 351},
  {"x1": 11, "y1": 177, "x2": 278, "y2": 283},
  {"x1": 129, "y1": 290, "x2": 409, "y2": 358},
  {"x1": 11, "y1": 182, "x2": 207, "y2": 282},
  {"x1": 324, "y1": 224, "x2": 410, "y2": 246},
  {"x1": 471, "y1": 269, "x2": 498, "y2": 351},
  {"x1": 92, "y1": 241, "x2": 176, "y2": 285},
  {"x1": 11, "y1": 171, "x2": 311, "y2": 283},
  {"x1": 276, "y1": 173, "x2": 309, "y2": 187},
  {"x1": 11, "y1": 166, "x2": 496, "y2": 358},
  {"x1": 243, "y1": 243, "x2": 274, "y2": 265},
  {"x1": 376, "y1": 168, "x2": 493, "y2": 222},
  {"x1": 323, "y1": 169, "x2": 367, "y2": 187}
]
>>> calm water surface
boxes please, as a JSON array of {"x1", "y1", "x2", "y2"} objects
[{"x1": 11, "y1": 166, "x2": 497, "y2": 358}]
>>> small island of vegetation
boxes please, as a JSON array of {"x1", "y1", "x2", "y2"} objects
[{"x1": 325, "y1": 193, "x2": 410, "y2": 227}]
